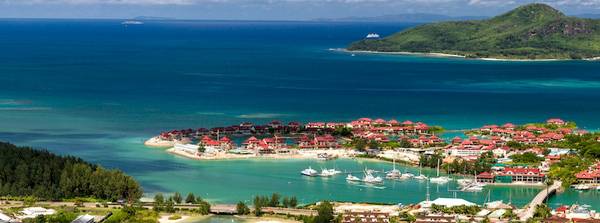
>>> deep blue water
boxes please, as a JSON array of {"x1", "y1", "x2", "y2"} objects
[{"x1": 1, "y1": 19, "x2": 600, "y2": 207}]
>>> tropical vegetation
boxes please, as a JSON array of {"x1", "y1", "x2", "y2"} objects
[
  {"x1": 348, "y1": 4, "x2": 600, "y2": 59},
  {"x1": 0, "y1": 142, "x2": 142, "y2": 202}
]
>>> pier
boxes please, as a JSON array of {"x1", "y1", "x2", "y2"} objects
[{"x1": 518, "y1": 181, "x2": 562, "y2": 221}]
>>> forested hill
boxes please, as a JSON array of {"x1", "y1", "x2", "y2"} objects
[
  {"x1": 0, "y1": 142, "x2": 142, "y2": 202},
  {"x1": 348, "y1": 4, "x2": 600, "y2": 59}
]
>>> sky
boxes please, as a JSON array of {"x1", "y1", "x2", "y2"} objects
[{"x1": 0, "y1": 0, "x2": 599, "y2": 20}]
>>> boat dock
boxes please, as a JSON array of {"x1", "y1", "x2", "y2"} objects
[{"x1": 518, "y1": 180, "x2": 562, "y2": 221}]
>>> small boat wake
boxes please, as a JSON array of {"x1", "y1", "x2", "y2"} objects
[{"x1": 352, "y1": 184, "x2": 386, "y2": 190}]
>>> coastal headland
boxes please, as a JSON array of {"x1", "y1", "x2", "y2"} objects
[{"x1": 348, "y1": 4, "x2": 600, "y2": 60}]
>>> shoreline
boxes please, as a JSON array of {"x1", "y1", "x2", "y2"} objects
[
  {"x1": 334, "y1": 48, "x2": 596, "y2": 62},
  {"x1": 166, "y1": 147, "x2": 355, "y2": 161}
]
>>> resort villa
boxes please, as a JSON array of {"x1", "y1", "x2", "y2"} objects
[
  {"x1": 476, "y1": 167, "x2": 545, "y2": 184},
  {"x1": 576, "y1": 162, "x2": 600, "y2": 184}
]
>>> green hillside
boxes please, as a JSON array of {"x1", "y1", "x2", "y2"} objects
[{"x1": 348, "y1": 4, "x2": 600, "y2": 59}]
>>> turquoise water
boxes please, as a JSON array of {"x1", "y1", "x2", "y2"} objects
[{"x1": 0, "y1": 19, "x2": 598, "y2": 208}]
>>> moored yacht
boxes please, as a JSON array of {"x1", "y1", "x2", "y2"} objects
[
  {"x1": 458, "y1": 178, "x2": 475, "y2": 186},
  {"x1": 414, "y1": 174, "x2": 428, "y2": 180},
  {"x1": 328, "y1": 168, "x2": 342, "y2": 175},
  {"x1": 386, "y1": 159, "x2": 402, "y2": 179},
  {"x1": 430, "y1": 159, "x2": 450, "y2": 183},
  {"x1": 363, "y1": 169, "x2": 383, "y2": 184},
  {"x1": 414, "y1": 162, "x2": 428, "y2": 180},
  {"x1": 301, "y1": 166, "x2": 318, "y2": 177},
  {"x1": 573, "y1": 184, "x2": 591, "y2": 190},
  {"x1": 430, "y1": 176, "x2": 451, "y2": 184},
  {"x1": 346, "y1": 174, "x2": 360, "y2": 181},
  {"x1": 402, "y1": 172, "x2": 415, "y2": 179}
]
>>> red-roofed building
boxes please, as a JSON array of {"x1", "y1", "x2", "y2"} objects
[
  {"x1": 576, "y1": 162, "x2": 600, "y2": 184},
  {"x1": 476, "y1": 172, "x2": 494, "y2": 183},
  {"x1": 297, "y1": 134, "x2": 339, "y2": 149},
  {"x1": 497, "y1": 167, "x2": 545, "y2": 183},
  {"x1": 306, "y1": 122, "x2": 326, "y2": 129},
  {"x1": 547, "y1": 118, "x2": 567, "y2": 126},
  {"x1": 401, "y1": 120, "x2": 414, "y2": 126},
  {"x1": 387, "y1": 119, "x2": 399, "y2": 126}
]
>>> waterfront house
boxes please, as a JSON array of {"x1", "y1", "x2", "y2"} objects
[
  {"x1": 306, "y1": 122, "x2": 326, "y2": 129},
  {"x1": 200, "y1": 135, "x2": 234, "y2": 151},
  {"x1": 297, "y1": 134, "x2": 339, "y2": 149},
  {"x1": 268, "y1": 120, "x2": 282, "y2": 129},
  {"x1": 495, "y1": 167, "x2": 545, "y2": 183},
  {"x1": 547, "y1": 118, "x2": 567, "y2": 126},
  {"x1": 444, "y1": 138, "x2": 494, "y2": 158},
  {"x1": 476, "y1": 172, "x2": 495, "y2": 183},
  {"x1": 576, "y1": 162, "x2": 600, "y2": 184},
  {"x1": 388, "y1": 119, "x2": 399, "y2": 126}
]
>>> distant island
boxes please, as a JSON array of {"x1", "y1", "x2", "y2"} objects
[{"x1": 347, "y1": 4, "x2": 600, "y2": 60}]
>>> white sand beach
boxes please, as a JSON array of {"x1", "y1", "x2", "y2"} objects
[
  {"x1": 334, "y1": 48, "x2": 589, "y2": 62},
  {"x1": 145, "y1": 136, "x2": 176, "y2": 147},
  {"x1": 166, "y1": 147, "x2": 355, "y2": 161}
]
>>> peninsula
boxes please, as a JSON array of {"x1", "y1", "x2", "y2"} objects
[{"x1": 347, "y1": 3, "x2": 600, "y2": 60}]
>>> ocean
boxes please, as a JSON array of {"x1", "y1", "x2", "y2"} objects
[{"x1": 0, "y1": 19, "x2": 599, "y2": 208}]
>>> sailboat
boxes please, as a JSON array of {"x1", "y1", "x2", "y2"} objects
[
  {"x1": 386, "y1": 159, "x2": 402, "y2": 179},
  {"x1": 401, "y1": 167, "x2": 415, "y2": 179},
  {"x1": 414, "y1": 162, "x2": 428, "y2": 180},
  {"x1": 362, "y1": 168, "x2": 383, "y2": 184},
  {"x1": 429, "y1": 159, "x2": 450, "y2": 184}
]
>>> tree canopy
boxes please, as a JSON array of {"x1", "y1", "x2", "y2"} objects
[{"x1": 0, "y1": 142, "x2": 142, "y2": 202}]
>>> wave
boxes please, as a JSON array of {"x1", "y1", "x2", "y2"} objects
[
  {"x1": 196, "y1": 112, "x2": 226, "y2": 116},
  {"x1": 0, "y1": 99, "x2": 32, "y2": 105},
  {"x1": 0, "y1": 107, "x2": 52, "y2": 111},
  {"x1": 235, "y1": 113, "x2": 291, "y2": 119},
  {"x1": 459, "y1": 79, "x2": 600, "y2": 89}
]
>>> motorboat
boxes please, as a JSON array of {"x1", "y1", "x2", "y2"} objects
[
  {"x1": 301, "y1": 166, "x2": 318, "y2": 177},
  {"x1": 458, "y1": 179, "x2": 475, "y2": 186},
  {"x1": 573, "y1": 184, "x2": 591, "y2": 190},
  {"x1": 346, "y1": 174, "x2": 360, "y2": 181},
  {"x1": 430, "y1": 176, "x2": 451, "y2": 184},
  {"x1": 414, "y1": 174, "x2": 428, "y2": 180},
  {"x1": 363, "y1": 174, "x2": 383, "y2": 184},
  {"x1": 402, "y1": 172, "x2": 415, "y2": 179},
  {"x1": 320, "y1": 169, "x2": 335, "y2": 177}
]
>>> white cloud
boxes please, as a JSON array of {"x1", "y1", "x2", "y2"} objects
[
  {"x1": 468, "y1": 0, "x2": 516, "y2": 6},
  {"x1": 0, "y1": 0, "x2": 200, "y2": 5}
]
